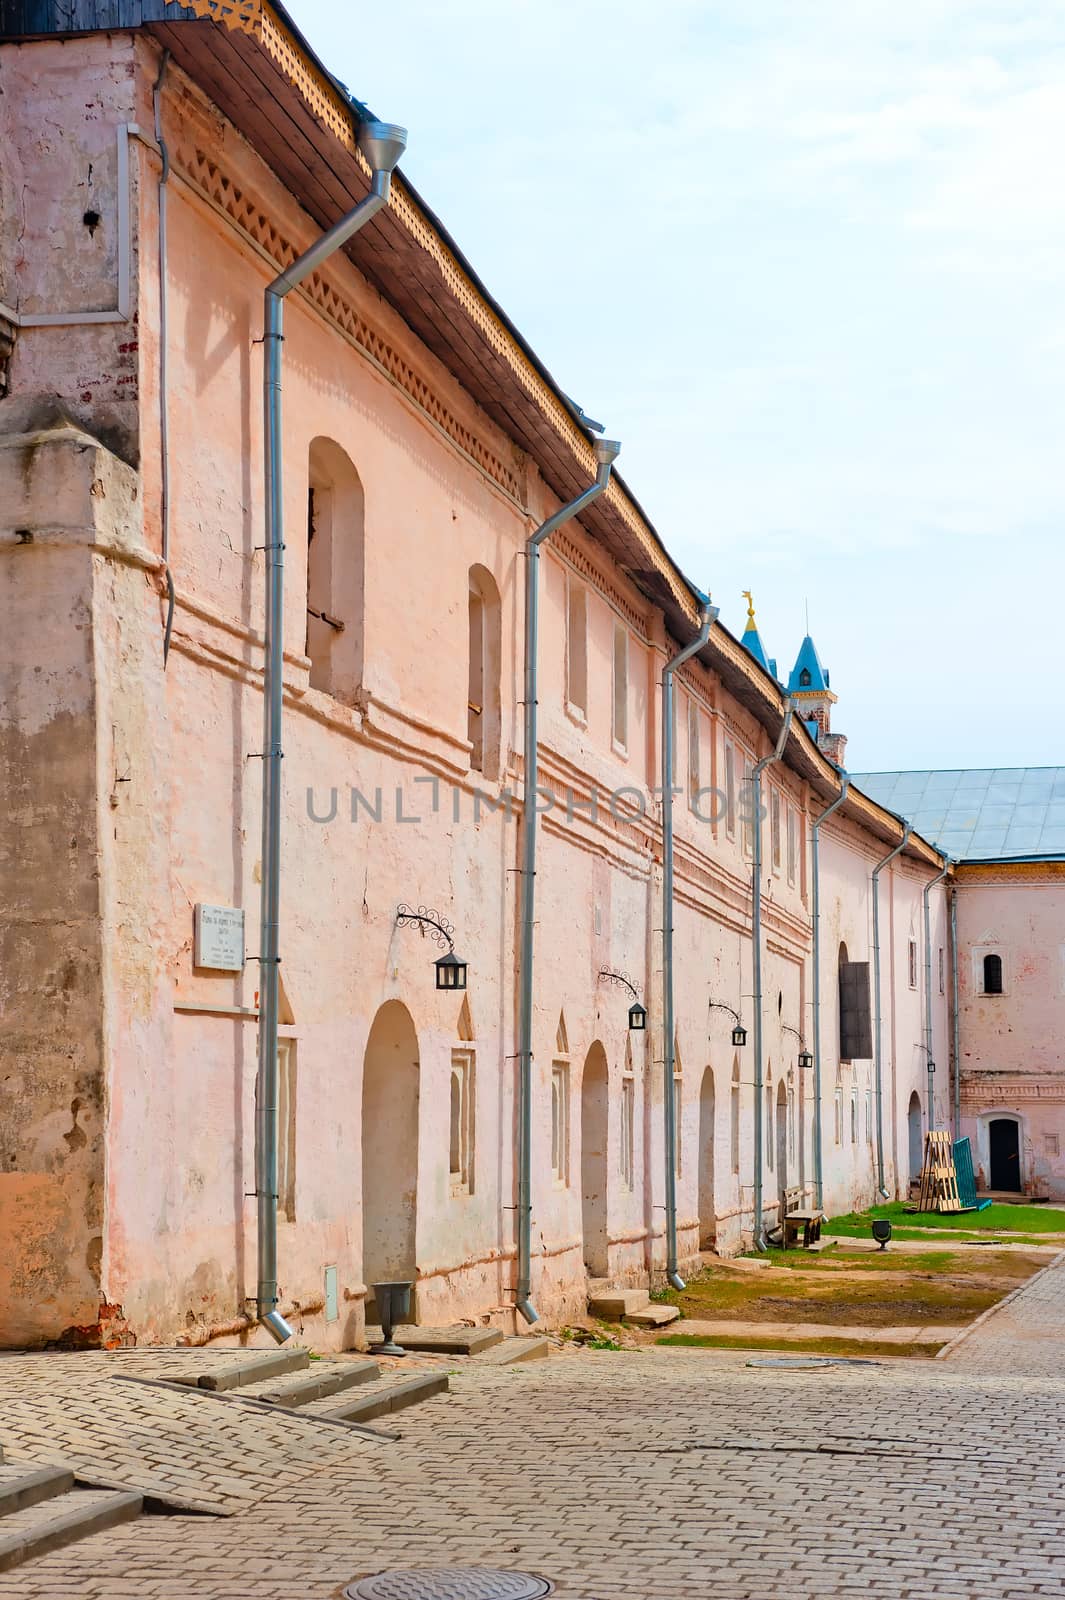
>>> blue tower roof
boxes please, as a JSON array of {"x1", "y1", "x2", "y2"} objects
[
  {"x1": 740, "y1": 590, "x2": 775, "y2": 678},
  {"x1": 787, "y1": 634, "x2": 830, "y2": 695}
]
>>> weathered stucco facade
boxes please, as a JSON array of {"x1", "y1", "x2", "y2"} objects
[{"x1": 1, "y1": 7, "x2": 956, "y2": 1350}]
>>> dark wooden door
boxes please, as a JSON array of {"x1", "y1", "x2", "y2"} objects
[{"x1": 989, "y1": 1119, "x2": 1021, "y2": 1192}]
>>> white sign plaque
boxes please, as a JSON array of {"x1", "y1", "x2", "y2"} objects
[{"x1": 194, "y1": 904, "x2": 246, "y2": 972}]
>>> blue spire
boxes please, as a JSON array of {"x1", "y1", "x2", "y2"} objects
[
  {"x1": 787, "y1": 634, "x2": 830, "y2": 695},
  {"x1": 740, "y1": 590, "x2": 773, "y2": 675}
]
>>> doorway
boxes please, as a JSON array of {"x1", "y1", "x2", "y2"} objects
[
  {"x1": 776, "y1": 1080, "x2": 788, "y2": 1209},
  {"x1": 989, "y1": 1118, "x2": 1021, "y2": 1192},
  {"x1": 698, "y1": 1067, "x2": 716, "y2": 1249},
  {"x1": 362, "y1": 1001, "x2": 420, "y2": 1310},
  {"x1": 581, "y1": 1043, "x2": 610, "y2": 1277},
  {"x1": 908, "y1": 1091, "x2": 923, "y2": 1183}
]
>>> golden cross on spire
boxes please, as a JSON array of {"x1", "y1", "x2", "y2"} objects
[{"x1": 742, "y1": 589, "x2": 756, "y2": 627}]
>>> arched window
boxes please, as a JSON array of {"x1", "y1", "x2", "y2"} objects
[
  {"x1": 468, "y1": 564, "x2": 502, "y2": 778},
  {"x1": 305, "y1": 437, "x2": 364, "y2": 702},
  {"x1": 983, "y1": 952, "x2": 1003, "y2": 995}
]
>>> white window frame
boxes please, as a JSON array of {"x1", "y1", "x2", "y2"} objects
[
  {"x1": 620, "y1": 1075, "x2": 635, "y2": 1190},
  {"x1": 551, "y1": 1060, "x2": 570, "y2": 1187},
  {"x1": 787, "y1": 806, "x2": 798, "y2": 886},
  {"x1": 449, "y1": 1048, "x2": 475, "y2": 1195}
]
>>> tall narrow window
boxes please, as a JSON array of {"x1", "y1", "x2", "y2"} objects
[
  {"x1": 551, "y1": 1061, "x2": 570, "y2": 1185},
  {"x1": 612, "y1": 621, "x2": 629, "y2": 750},
  {"x1": 741, "y1": 761, "x2": 754, "y2": 857},
  {"x1": 938, "y1": 947, "x2": 945, "y2": 994},
  {"x1": 449, "y1": 1049, "x2": 475, "y2": 1193},
  {"x1": 467, "y1": 565, "x2": 501, "y2": 779},
  {"x1": 765, "y1": 1080, "x2": 774, "y2": 1169},
  {"x1": 305, "y1": 438, "x2": 364, "y2": 703},
  {"x1": 566, "y1": 577, "x2": 587, "y2": 717},
  {"x1": 850, "y1": 1087, "x2": 859, "y2": 1145},
  {"x1": 787, "y1": 807, "x2": 798, "y2": 884},
  {"x1": 983, "y1": 952, "x2": 1003, "y2": 995},
  {"x1": 866, "y1": 1087, "x2": 873, "y2": 1144},
  {"x1": 834, "y1": 1069, "x2": 843, "y2": 1146},
  {"x1": 724, "y1": 743, "x2": 736, "y2": 837},
  {"x1": 730, "y1": 1059, "x2": 740, "y2": 1176},
  {"x1": 688, "y1": 699, "x2": 701, "y2": 807},
  {"x1": 620, "y1": 1075, "x2": 635, "y2": 1190},
  {"x1": 908, "y1": 939, "x2": 918, "y2": 989},
  {"x1": 839, "y1": 944, "x2": 873, "y2": 1062},
  {"x1": 276, "y1": 1039, "x2": 297, "y2": 1223},
  {"x1": 771, "y1": 789, "x2": 781, "y2": 868}
]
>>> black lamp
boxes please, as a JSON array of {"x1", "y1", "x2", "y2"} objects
[
  {"x1": 798, "y1": 1048, "x2": 814, "y2": 1070},
  {"x1": 598, "y1": 970, "x2": 646, "y2": 1031},
  {"x1": 731, "y1": 1023, "x2": 748, "y2": 1048},
  {"x1": 434, "y1": 950, "x2": 468, "y2": 991},
  {"x1": 628, "y1": 1000, "x2": 647, "y2": 1032}
]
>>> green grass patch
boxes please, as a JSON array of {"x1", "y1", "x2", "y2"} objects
[
  {"x1": 657, "y1": 1332, "x2": 943, "y2": 1359},
  {"x1": 828, "y1": 1201, "x2": 1065, "y2": 1236},
  {"x1": 756, "y1": 1246, "x2": 958, "y2": 1274}
]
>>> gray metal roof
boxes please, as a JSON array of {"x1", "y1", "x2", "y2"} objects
[{"x1": 851, "y1": 769, "x2": 1065, "y2": 862}]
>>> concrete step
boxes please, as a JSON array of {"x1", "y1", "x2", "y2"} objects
[
  {"x1": 238, "y1": 1358, "x2": 380, "y2": 1408},
  {"x1": 626, "y1": 1304, "x2": 681, "y2": 1328},
  {"x1": 588, "y1": 1289, "x2": 651, "y2": 1319},
  {"x1": 475, "y1": 1336, "x2": 551, "y2": 1366},
  {"x1": 307, "y1": 1370, "x2": 449, "y2": 1425},
  {"x1": 0, "y1": 1464, "x2": 75, "y2": 1518},
  {"x1": 0, "y1": 1487, "x2": 142, "y2": 1573},
  {"x1": 370, "y1": 1325, "x2": 503, "y2": 1356},
  {"x1": 195, "y1": 1348, "x2": 310, "y2": 1391}
]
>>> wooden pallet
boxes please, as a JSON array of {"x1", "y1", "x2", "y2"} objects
[{"x1": 917, "y1": 1130, "x2": 962, "y2": 1213}]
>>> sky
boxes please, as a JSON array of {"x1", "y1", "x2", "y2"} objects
[{"x1": 290, "y1": 0, "x2": 1065, "y2": 771}]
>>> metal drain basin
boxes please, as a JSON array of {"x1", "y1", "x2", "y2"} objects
[{"x1": 344, "y1": 1570, "x2": 553, "y2": 1600}]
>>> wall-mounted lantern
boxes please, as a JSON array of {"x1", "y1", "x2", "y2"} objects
[
  {"x1": 598, "y1": 970, "x2": 647, "y2": 1031},
  {"x1": 783, "y1": 1022, "x2": 813, "y2": 1070},
  {"x1": 709, "y1": 1000, "x2": 746, "y2": 1048},
  {"x1": 395, "y1": 904, "x2": 467, "y2": 991}
]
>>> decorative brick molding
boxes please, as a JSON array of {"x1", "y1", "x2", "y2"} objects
[
  {"x1": 961, "y1": 1078, "x2": 1065, "y2": 1104},
  {"x1": 172, "y1": 144, "x2": 522, "y2": 502},
  {"x1": 553, "y1": 530, "x2": 649, "y2": 638}
]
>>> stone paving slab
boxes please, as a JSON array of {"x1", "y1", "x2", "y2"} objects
[
  {"x1": 668, "y1": 1317, "x2": 963, "y2": 1344},
  {"x1": 3, "y1": 1256, "x2": 1065, "y2": 1597},
  {"x1": 0, "y1": 1351, "x2": 391, "y2": 1515}
]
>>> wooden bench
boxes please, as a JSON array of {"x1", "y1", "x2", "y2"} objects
[{"x1": 780, "y1": 1185, "x2": 825, "y2": 1250}]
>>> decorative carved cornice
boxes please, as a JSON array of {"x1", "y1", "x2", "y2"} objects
[
  {"x1": 961, "y1": 1077, "x2": 1065, "y2": 1104},
  {"x1": 171, "y1": 142, "x2": 523, "y2": 504}
]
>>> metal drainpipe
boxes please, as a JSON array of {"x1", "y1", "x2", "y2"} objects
[
  {"x1": 255, "y1": 120, "x2": 407, "y2": 1344},
  {"x1": 923, "y1": 859, "x2": 952, "y2": 1134},
  {"x1": 950, "y1": 883, "x2": 961, "y2": 1136},
  {"x1": 871, "y1": 822, "x2": 911, "y2": 1200},
  {"x1": 151, "y1": 50, "x2": 176, "y2": 665},
  {"x1": 811, "y1": 771, "x2": 849, "y2": 1212},
  {"x1": 661, "y1": 599, "x2": 718, "y2": 1290},
  {"x1": 751, "y1": 700, "x2": 794, "y2": 1250},
  {"x1": 515, "y1": 437, "x2": 620, "y2": 1326}
]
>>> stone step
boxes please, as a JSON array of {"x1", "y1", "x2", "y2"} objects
[
  {"x1": 369, "y1": 1325, "x2": 504, "y2": 1356},
  {"x1": 239, "y1": 1357, "x2": 380, "y2": 1407},
  {"x1": 588, "y1": 1289, "x2": 651, "y2": 1319},
  {"x1": 308, "y1": 1370, "x2": 449, "y2": 1425},
  {"x1": 626, "y1": 1303, "x2": 681, "y2": 1328},
  {"x1": 0, "y1": 1464, "x2": 75, "y2": 1518},
  {"x1": 0, "y1": 1487, "x2": 142, "y2": 1573},
  {"x1": 195, "y1": 1348, "x2": 310, "y2": 1391},
  {"x1": 474, "y1": 1336, "x2": 551, "y2": 1366}
]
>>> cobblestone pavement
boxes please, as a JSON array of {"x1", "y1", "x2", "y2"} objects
[{"x1": 3, "y1": 1260, "x2": 1065, "y2": 1599}]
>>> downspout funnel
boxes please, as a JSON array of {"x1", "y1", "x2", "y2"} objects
[
  {"x1": 254, "y1": 118, "x2": 407, "y2": 1342},
  {"x1": 662, "y1": 597, "x2": 718, "y2": 1290},
  {"x1": 515, "y1": 437, "x2": 620, "y2": 1324},
  {"x1": 811, "y1": 772, "x2": 849, "y2": 1213},
  {"x1": 871, "y1": 821, "x2": 911, "y2": 1199},
  {"x1": 751, "y1": 700, "x2": 793, "y2": 1250}
]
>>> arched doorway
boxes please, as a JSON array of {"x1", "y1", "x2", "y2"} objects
[
  {"x1": 908, "y1": 1091, "x2": 923, "y2": 1183},
  {"x1": 698, "y1": 1067, "x2": 716, "y2": 1248},
  {"x1": 776, "y1": 1080, "x2": 788, "y2": 1206},
  {"x1": 989, "y1": 1118, "x2": 1021, "y2": 1192},
  {"x1": 581, "y1": 1043, "x2": 610, "y2": 1277},
  {"x1": 362, "y1": 1001, "x2": 419, "y2": 1311}
]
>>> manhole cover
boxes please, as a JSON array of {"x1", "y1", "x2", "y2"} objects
[
  {"x1": 745, "y1": 1356, "x2": 883, "y2": 1369},
  {"x1": 344, "y1": 1570, "x2": 553, "y2": 1600}
]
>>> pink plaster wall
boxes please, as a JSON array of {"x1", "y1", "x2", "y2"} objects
[
  {"x1": 1, "y1": 34, "x2": 959, "y2": 1348},
  {"x1": 956, "y1": 870, "x2": 1065, "y2": 1198}
]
